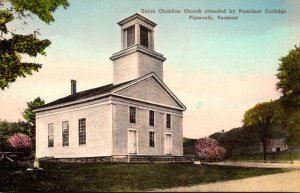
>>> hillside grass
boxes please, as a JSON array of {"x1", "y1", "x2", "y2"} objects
[
  {"x1": 0, "y1": 161, "x2": 287, "y2": 192},
  {"x1": 227, "y1": 151, "x2": 300, "y2": 162}
]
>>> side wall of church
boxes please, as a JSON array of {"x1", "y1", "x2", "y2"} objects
[{"x1": 35, "y1": 100, "x2": 113, "y2": 158}]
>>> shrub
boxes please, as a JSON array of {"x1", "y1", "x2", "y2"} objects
[
  {"x1": 195, "y1": 137, "x2": 227, "y2": 162},
  {"x1": 7, "y1": 133, "x2": 32, "y2": 150}
]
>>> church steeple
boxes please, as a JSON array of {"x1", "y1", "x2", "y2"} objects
[
  {"x1": 110, "y1": 13, "x2": 166, "y2": 85},
  {"x1": 118, "y1": 13, "x2": 155, "y2": 50}
]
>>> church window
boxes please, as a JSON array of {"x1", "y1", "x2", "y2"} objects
[
  {"x1": 149, "y1": 110, "x2": 154, "y2": 126},
  {"x1": 140, "y1": 25, "x2": 149, "y2": 48},
  {"x1": 62, "y1": 121, "x2": 69, "y2": 146},
  {"x1": 79, "y1": 118, "x2": 86, "y2": 145},
  {"x1": 129, "y1": 107, "x2": 136, "y2": 123},
  {"x1": 166, "y1": 114, "x2": 171, "y2": 129},
  {"x1": 48, "y1": 123, "x2": 54, "y2": 147},
  {"x1": 149, "y1": 131, "x2": 155, "y2": 147}
]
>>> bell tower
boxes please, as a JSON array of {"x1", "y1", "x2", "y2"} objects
[{"x1": 110, "y1": 13, "x2": 166, "y2": 85}]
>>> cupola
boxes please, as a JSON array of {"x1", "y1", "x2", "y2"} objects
[{"x1": 110, "y1": 13, "x2": 166, "y2": 85}]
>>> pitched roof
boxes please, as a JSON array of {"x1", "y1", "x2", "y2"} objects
[
  {"x1": 41, "y1": 79, "x2": 134, "y2": 109},
  {"x1": 117, "y1": 13, "x2": 157, "y2": 27},
  {"x1": 35, "y1": 73, "x2": 186, "y2": 112}
]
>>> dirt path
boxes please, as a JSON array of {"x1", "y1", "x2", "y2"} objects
[
  {"x1": 154, "y1": 170, "x2": 300, "y2": 192},
  {"x1": 202, "y1": 160, "x2": 300, "y2": 169}
]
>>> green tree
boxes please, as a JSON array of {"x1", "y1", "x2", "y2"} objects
[
  {"x1": 0, "y1": 0, "x2": 69, "y2": 90},
  {"x1": 20, "y1": 97, "x2": 45, "y2": 157},
  {"x1": 280, "y1": 111, "x2": 300, "y2": 148},
  {"x1": 209, "y1": 126, "x2": 261, "y2": 156},
  {"x1": 22, "y1": 97, "x2": 45, "y2": 134},
  {"x1": 276, "y1": 45, "x2": 300, "y2": 111},
  {"x1": 275, "y1": 45, "x2": 300, "y2": 148},
  {"x1": 242, "y1": 100, "x2": 282, "y2": 162}
]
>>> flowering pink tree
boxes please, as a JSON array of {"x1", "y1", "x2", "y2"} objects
[
  {"x1": 7, "y1": 133, "x2": 32, "y2": 150},
  {"x1": 195, "y1": 137, "x2": 226, "y2": 162}
]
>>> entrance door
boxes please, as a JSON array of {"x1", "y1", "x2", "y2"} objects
[
  {"x1": 165, "y1": 134, "x2": 172, "y2": 155},
  {"x1": 128, "y1": 130, "x2": 137, "y2": 154}
]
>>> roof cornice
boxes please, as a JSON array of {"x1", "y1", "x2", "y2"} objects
[
  {"x1": 117, "y1": 13, "x2": 157, "y2": 27},
  {"x1": 33, "y1": 93, "x2": 111, "y2": 113},
  {"x1": 111, "y1": 94, "x2": 185, "y2": 111},
  {"x1": 110, "y1": 45, "x2": 166, "y2": 61}
]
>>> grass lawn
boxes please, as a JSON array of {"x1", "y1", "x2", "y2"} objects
[
  {"x1": 227, "y1": 151, "x2": 300, "y2": 162},
  {"x1": 0, "y1": 161, "x2": 288, "y2": 192}
]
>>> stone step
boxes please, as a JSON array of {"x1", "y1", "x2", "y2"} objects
[{"x1": 128, "y1": 155, "x2": 194, "y2": 163}]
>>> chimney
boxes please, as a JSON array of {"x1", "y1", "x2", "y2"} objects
[{"x1": 71, "y1": 80, "x2": 76, "y2": 95}]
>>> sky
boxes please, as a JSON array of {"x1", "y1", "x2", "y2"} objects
[{"x1": 0, "y1": 0, "x2": 300, "y2": 138}]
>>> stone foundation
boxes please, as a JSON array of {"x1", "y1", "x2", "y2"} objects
[{"x1": 38, "y1": 155, "x2": 195, "y2": 164}]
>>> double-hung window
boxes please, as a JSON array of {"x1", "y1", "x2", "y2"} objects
[
  {"x1": 79, "y1": 118, "x2": 86, "y2": 145},
  {"x1": 48, "y1": 123, "x2": 54, "y2": 147},
  {"x1": 166, "y1": 114, "x2": 171, "y2": 129},
  {"x1": 149, "y1": 131, "x2": 155, "y2": 147},
  {"x1": 62, "y1": 121, "x2": 69, "y2": 146},
  {"x1": 129, "y1": 107, "x2": 136, "y2": 123},
  {"x1": 149, "y1": 110, "x2": 154, "y2": 126}
]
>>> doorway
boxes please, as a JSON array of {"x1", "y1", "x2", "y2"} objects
[
  {"x1": 128, "y1": 130, "x2": 137, "y2": 154},
  {"x1": 165, "y1": 134, "x2": 172, "y2": 155}
]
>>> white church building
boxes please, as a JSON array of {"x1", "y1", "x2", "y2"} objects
[{"x1": 34, "y1": 14, "x2": 187, "y2": 162}]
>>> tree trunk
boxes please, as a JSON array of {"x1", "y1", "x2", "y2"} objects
[
  {"x1": 263, "y1": 140, "x2": 267, "y2": 162},
  {"x1": 263, "y1": 116, "x2": 272, "y2": 163}
]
